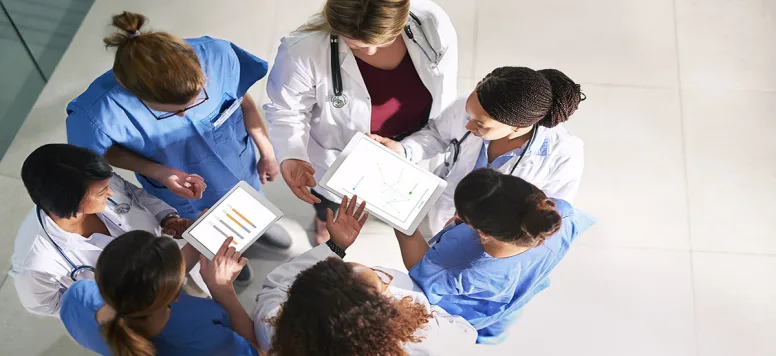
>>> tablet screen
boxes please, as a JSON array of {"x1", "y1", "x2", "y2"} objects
[
  {"x1": 323, "y1": 135, "x2": 442, "y2": 231},
  {"x1": 187, "y1": 186, "x2": 278, "y2": 254}
]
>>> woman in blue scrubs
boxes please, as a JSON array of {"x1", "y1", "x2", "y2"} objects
[
  {"x1": 60, "y1": 231, "x2": 262, "y2": 356},
  {"x1": 395, "y1": 168, "x2": 596, "y2": 344},
  {"x1": 65, "y1": 12, "x2": 291, "y2": 263}
]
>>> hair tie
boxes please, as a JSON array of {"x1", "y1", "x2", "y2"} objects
[{"x1": 128, "y1": 30, "x2": 140, "y2": 39}]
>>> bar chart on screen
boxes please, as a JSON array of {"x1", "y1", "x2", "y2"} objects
[{"x1": 188, "y1": 187, "x2": 277, "y2": 254}]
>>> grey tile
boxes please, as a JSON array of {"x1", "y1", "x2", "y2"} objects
[
  {"x1": 0, "y1": 175, "x2": 33, "y2": 273},
  {"x1": 683, "y1": 89, "x2": 776, "y2": 254},
  {"x1": 0, "y1": 281, "x2": 94, "y2": 355}
]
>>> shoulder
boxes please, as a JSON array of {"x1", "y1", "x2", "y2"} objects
[
  {"x1": 411, "y1": 0, "x2": 455, "y2": 30},
  {"x1": 551, "y1": 198, "x2": 596, "y2": 232},
  {"x1": 10, "y1": 209, "x2": 46, "y2": 272},
  {"x1": 67, "y1": 70, "x2": 123, "y2": 115},
  {"x1": 426, "y1": 224, "x2": 482, "y2": 268},
  {"x1": 279, "y1": 30, "x2": 329, "y2": 59},
  {"x1": 61, "y1": 280, "x2": 102, "y2": 316},
  {"x1": 546, "y1": 124, "x2": 584, "y2": 152},
  {"x1": 186, "y1": 36, "x2": 229, "y2": 51},
  {"x1": 410, "y1": 0, "x2": 457, "y2": 44}
]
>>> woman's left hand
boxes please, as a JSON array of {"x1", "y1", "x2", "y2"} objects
[
  {"x1": 162, "y1": 217, "x2": 194, "y2": 239},
  {"x1": 257, "y1": 154, "x2": 279, "y2": 184}
]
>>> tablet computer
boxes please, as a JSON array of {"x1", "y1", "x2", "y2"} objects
[
  {"x1": 182, "y1": 181, "x2": 283, "y2": 260},
  {"x1": 319, "y1": 132, "x2": 447, "y2": 235}
]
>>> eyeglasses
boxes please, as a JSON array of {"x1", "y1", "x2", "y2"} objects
[
  {"x1": 142, "y1": 89, "x2": 209, "y2": 120},
  {"x1": 372, "y1": 268, "x2": 394, "y2": 292}
]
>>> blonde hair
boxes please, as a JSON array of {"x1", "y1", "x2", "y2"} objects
[
  {"x1": 300, "y1": 0, "x2": 410, "y2": 45},
  {"x1": 103, "y1": 12, "x2": 205, "y2": 105}
]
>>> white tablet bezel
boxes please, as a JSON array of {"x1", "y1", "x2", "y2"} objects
[
  {"x1": 318, "y1": 132, "x2": 448, "y2": 235},
  {"x1": 182, "y1": 181, "x2": 284, "y2": 260}
]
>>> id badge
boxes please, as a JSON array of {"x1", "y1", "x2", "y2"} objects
[{"x1": 213, "y1": 97, "x2": 244, "y2": 128}]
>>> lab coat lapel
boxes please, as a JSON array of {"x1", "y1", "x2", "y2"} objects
[{"x1": 401, "y1": 31, "x2": 439, "y2": 114}]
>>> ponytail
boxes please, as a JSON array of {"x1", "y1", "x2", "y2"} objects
[{"x1": 102, "y1": 315, "x2": 155, "y2": 356}]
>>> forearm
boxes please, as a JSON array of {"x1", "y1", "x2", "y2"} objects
[
  {"x1": 394, "y1": 229, "x2": 430, "y2": 271},
  {"x1": 180, "y1": 244, "x2": 201, "y2": 274},
  {"x1": 104, "y1": 145, "x2": 168, "y2": 181},
  {"x1": 213, "y1": 288, "x2": 259, "y2": 349},
  {"x1": 241, "y1": 93, "x2": 274, "y2": 157}
]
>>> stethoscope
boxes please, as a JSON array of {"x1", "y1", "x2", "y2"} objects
[
  {"x1": 36, "y1": 207, "x2": 96, "y2": 282},
  {"x1": 437, "y1": 127, "x2": 538, "y2": 179},
  {"x1": 34, "y1": 179, "x2": 143, "y2": 282},
  {"x1": 330, "y1": 12, "x2": 442, "y2": 109}
]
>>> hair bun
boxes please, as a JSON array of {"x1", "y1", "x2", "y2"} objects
[
  {"x1": 104, "y1": 12, "x2": 148, "y2": 47},
  {"x1": 537, "y1": 69, "x2": 583, "y2": 128},
  {"x1": 521, "y1": 197, "x2": 562, "y2": 241}
]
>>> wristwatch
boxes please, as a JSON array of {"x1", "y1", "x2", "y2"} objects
[
  {"x1": 160, "y1": 212, "x2": 181, "y2": 226},
  {"x1": 326, "y1": 240, "x2": 346, "y2": 258}
]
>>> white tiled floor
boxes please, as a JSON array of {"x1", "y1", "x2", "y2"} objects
[{"x1": 1, "y1": 0, "x2": 774, "y2": 355}]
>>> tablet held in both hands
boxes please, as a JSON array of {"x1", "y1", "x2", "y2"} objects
[
  {"x1": 182, "y1": 181, "x2": 283, "y2": 260},
  {"x1": 319, "y1": 132, "x2": 447, "y2": 235}
]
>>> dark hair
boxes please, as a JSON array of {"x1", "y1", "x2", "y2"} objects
[
  {"x1": 103, "y1": 11, "x2": 204, "y2": 105},
  {"x1": 455, "y1": 168, "x2": 562, "y2": 247},
  {"x1": 476, "y1": 66, "x2": 584, "y2": 128},
  {"x1": 269, "y1": 257, "x2": 431, "y2": 356},
  {"x1": 21, "y1": 144, "x2": 113, "y2": 219},
  {"x1": 96, "y1": 231, "x2": 185, "y2": 356}
]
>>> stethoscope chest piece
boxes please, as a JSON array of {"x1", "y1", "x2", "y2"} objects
[
  {"x1": 108, "y1": 197, "x2": 131, "y2": 214},
  {"x1": 331, "y1": 94, "x2": 348, "y2": 109}
]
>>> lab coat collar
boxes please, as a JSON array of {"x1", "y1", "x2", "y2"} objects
[{"x1": 36, "y1": 208, "x2": 104, "y2": 252}]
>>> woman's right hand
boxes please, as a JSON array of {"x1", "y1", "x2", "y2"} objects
[
  {"x1": 161, "y1": 167, "x2": 207, "y2": 199},
  {"x1": 199, "y1": 237, "x2": 248, "y2": 296},
  {"x1": 366, "y1": 133, "x2": 406, "y2": 157},
  {"x1": 280, "y1": 159, "x2": 321, "y2": 204}
]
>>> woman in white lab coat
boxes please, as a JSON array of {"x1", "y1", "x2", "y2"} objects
[
  {"x1": 253, "y1": 197, "x2": 477, "y2": 355},
  {"x1": 371, "y1": 66, "x2": 586, "y2": 234},
  {"x1": 265, "y1": 0, "x2": 458, "y2": 244},
  {"x1": 9, "y1": 144, "x2": 195, "y2": 317}
]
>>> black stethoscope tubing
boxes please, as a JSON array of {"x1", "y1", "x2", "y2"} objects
[{"x1": 330, "y1": 12, "x2": 439, "y2": 108}]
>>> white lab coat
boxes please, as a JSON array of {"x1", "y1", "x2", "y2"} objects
[
  {"x1": 265, "y1": 0, "x2": 459, "y2": 202},
  {"x1": 253, "y1": 245, "x2": 478, "y2": 355},
  {"x1": 401, "y1": 97, "x2": 585, "y2": 234},
  {"x1": 10, "y1": 174, "x2": 180, "y2": 317}
]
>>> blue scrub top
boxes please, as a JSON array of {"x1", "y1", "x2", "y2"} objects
[
  {"x1": 60, "y1": 280, "x2": 259, "y2": 356},
  {"x1": 410, "y1": 199, "x2": 595, "y2": 343},
  {"x1": 66, "y1": 37, "x2": 268, "y2": 219}
]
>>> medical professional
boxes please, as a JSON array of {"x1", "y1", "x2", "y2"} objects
[
  {"x1": 265, "y1": 0, "x2": 459, "y2": 244},
  {"x1": 61, "y1": 231, "x2": 262, "y2": 356},
  {"x1": 253, "y1": 196, "x2": 477, "y2": 355},
  {"x1": 371, "y1": 66, "x2": 586, "y2": 234},
  {"x1": 396, "y1": 169, "x2": 596, "y2": 344},
  {"x1": 65, "y1": 12, "x2": 292, "y2": 281},
  {"x1": 9, "y1": 144, "x2": 194, "y2": 317}
]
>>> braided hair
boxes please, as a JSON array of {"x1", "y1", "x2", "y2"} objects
[{"x1": 475, "y1": 67, "x2": 585, "y2": 128}]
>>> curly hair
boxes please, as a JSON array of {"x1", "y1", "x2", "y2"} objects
[{"x1": 269, "y1": 257, "x2": 431, "y2": 356}]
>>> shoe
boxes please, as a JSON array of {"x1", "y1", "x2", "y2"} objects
[
  {"x1": 234, "y1": 263, "x2": 253, "y2": 287},
  {"x1": 313, "y1": 218, "x2": 330, "y2": 246},
  {"x1": 257, "y1": 223, "x2": 293, "y2": 250}
]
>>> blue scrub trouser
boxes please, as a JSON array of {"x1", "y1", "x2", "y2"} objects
[{"x1": 476, "y1": 310, "x2": 522, "y2": 345}]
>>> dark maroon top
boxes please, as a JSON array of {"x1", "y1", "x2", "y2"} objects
[{"x1": 356, "y1": 53, "x2": 433, "y2": 139}]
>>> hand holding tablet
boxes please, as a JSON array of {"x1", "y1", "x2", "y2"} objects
[
  {"x1": 319, "y1": 133, "x2": 447, "y2": 235},
  {"x1": 182, "y1": 181, "x2": 284, "y2": 259}
]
